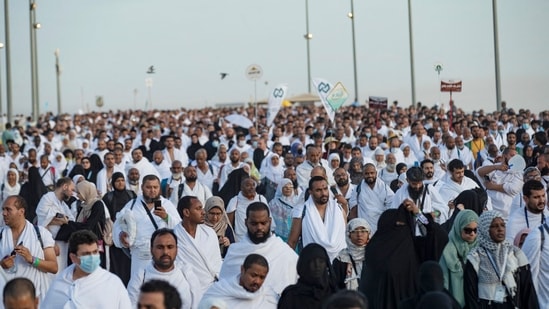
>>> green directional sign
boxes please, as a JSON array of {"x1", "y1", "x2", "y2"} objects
[{"x1": 325, "y1": 82, "x2": 348, "y2": 112}]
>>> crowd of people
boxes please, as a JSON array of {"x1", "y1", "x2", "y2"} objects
[{"x1": 0, "y1": 100, "x2": 548, "y2": 308}]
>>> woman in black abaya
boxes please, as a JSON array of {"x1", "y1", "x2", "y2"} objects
[
  {"x1": 102, "y1": 172, "x2": 136, "y2": 286},
  {"x1": 278, "y1": 243, "x2": 337, "y2": 309},
  {"x1": 359, "y1": 208, "x2": 419, "y2": 309}
]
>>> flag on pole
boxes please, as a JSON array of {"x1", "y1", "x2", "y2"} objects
[
  {"x1": 267, "y1": 84, "x2": 288, "y2": 127},
  {"x1": 313, "y1": 78, "x2": 348, "y2": 123}
]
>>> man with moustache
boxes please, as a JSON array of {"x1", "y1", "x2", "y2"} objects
[
  {"x1": 391, "y1": 167, "x2": 449, "y2": 224},
  {"x1": 287, "y1": 176, "x2": 347, "y2": 261},
  {"x1": 421, "y1": 159, "x2": 440, "y2": 185},
  {"x1": 220, "y1": 202, "x2": 298, "y2": 294},
  {"x1": 201, "y1": 254, "x2": 278, "y2": 308},
  {"x1": 506, "y1": 180, "x2": 548, "y2": 243},
  {"x1": 173, "y1": 196, "x2": 222, "y2": 298},
  {"x1": 35, "y1": 177, "x2": 76, "y2": 271},
  {"x1": 127, "y1": 228, "x2": 199, "y2": 309},
  {"x1": 226, "y1": 178, "x2": 267, "y2": 241},
  {"x1": 113, "y1": 175, "x2": 181, "y2": 276},
  {"x1": 349, "y1": 163, "x2": 394, "y2": 235},
  {"x1": 175, "y1": 166, "x2": 212, "y2": 206},
  {"x1": 377, "y1": 153, "x2": 398, "y2": 186},
  {"x1": 218, "y1": 148, "x2": 245, "y2": 190},
  {"x1": 536, "y1": 153, "x2": 549, "y2": 188},
  {"x1": 332, "y1": 167, "x2": 356, "y2": 207},
  {"x1": 165, "y1": 160, "x2": 184, "y2": 205}
]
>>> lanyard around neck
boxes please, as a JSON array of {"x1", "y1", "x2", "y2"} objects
[
  {"x1": 524, "y1": 206, "x2": 545, "y2": 228},
  {"x1": 484, "y1": 246, "x2": 508, "y2": 282}
]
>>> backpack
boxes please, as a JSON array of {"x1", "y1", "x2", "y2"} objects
[
  {"x1": 102, "y1": 190, "x2": 136, "y2": 246},
  {"x1": 471, "y1": 187, "x2": 488, "y2": 210},
  {"x1": 101, "y1": 214, "x2": 114, "y2": 246}
]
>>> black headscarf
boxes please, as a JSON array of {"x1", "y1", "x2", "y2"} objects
[
  {"x1": 217, "y1": 168, "x2": 249, "y2": 205},
  {"x1": 102, "y1": 172, "x2": 135, "y2": 220},
  {"x1": 84, "y1": 154, "x2": 103, "y2": 185},
  {"x1": 19, "y1": 166, "x2": 48, "y2": 222},
  {"x1": 359, "y1": 208, "x2": 418, "y2": 309},
  {"x1": 417, "y1": 291, "x2": 455, "y2": 309},
  {"x1": 399, "y1": 261, "x2": 461, "y2": 309},
  {"x1": 278, "y1": 243, "x2": 337, "y2": 309},
  {"x1": 454, "y1": 189, "x2": 484, "y2": 216}
]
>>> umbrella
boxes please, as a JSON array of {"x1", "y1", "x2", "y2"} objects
[{"x1": 224, "y1": 114, "x2": 253, "y2": 128}]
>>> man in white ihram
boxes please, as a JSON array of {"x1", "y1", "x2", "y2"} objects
[
  {"x1": 113, "y1": 174, "x2": 181, "y2": 276},
  {"x1": 42, "y1": 230, "x2": 131, "y2": 308}
]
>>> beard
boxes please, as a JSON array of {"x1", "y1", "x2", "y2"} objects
[
  {"x1": 143, "y1": 194, "x2": 160, "y2": 204},
  {"x1": 248, "y1": 228, "x2": 270, "y2": 244},
  {"x1": 365, "y1": 176, "x2": 376, "y2": 185},
  {"x1": 408, "y1": 185, "x2": 424, "y2": 201},
  {"x1": 336, "y1": 178, "x2": 349, "y2": 187},
  {"x1": 425, "y1": 171, "x2": 434, "y2": 179},
  {"x1": 186, "y1": 176, "x2": 197, "y2": 182}
]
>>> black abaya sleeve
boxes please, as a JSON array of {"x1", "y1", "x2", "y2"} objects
[
  {"x1": 463, "y1": 261, "x2": 481, "y2": 309},
  {"x1": 331, "y1": 259, "x2": 349, "y2": 290},
  {"x1": 56, "y1": 202, "x2": 106, "y2": 240},
  {"x1": 516, "y1": 265, "x2": 540, "y2": 309}
]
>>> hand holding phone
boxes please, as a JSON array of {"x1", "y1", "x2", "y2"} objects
[{"x1": 154, "y1": 200, "x2": 162, "y2": 211}]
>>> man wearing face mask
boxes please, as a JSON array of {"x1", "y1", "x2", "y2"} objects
[
  {"x1": 42, "y1": 230, "x2": 132, "y2": 308},
  {"x1": 231, "y1": 133, "x2": 251, "y2": 156}
]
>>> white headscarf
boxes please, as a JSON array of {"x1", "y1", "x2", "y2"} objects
[
  {"x1": 261, "y1": 153, "x2": 284, "y2": 184},
  {"x1": 2, "y1": 168, "x2": 20, "y2": 200}
]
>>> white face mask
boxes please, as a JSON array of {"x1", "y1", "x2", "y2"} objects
[{"x1": 238, "y1": 141, "x2": 246, "y2": 147}]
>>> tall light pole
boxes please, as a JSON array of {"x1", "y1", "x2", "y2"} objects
[
  {"x1": 348, "y1": 0, "x2": 358, "y2": 103},
  {"x1": 30, "y1": 0, "x2": 40, "y2": 120},
  {"x1": 4, "y1": 0, "x2": 13, "y2": 123},
  {"x1": 54, "y1": 48, "x2": 62, "y2": 115},
  {"x1": 0, "y1": 43, "x2": 4, "y2": 120},
  {"x1": 145, "y1": 78, "x2": 153, "y2": 110},
  {"x1": 304, "y1": 0, "x2": 312, "y2": 93},
  {"x1": 407, "y1": 0, "x2": 416, "y2": 106},
  {"x1": 492, "y1": 0, "x2": 502, "y2": 111}
]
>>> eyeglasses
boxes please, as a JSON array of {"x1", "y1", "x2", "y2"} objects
[
  {"x1": 350, "y1": 229, "x2": 370, "y2": 235},
  {"x1": 463, "y1": 227, "x2": 478, "y2": 235}
]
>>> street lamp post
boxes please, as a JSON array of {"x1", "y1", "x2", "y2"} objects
[
  {"x1": 4, "y1": 0, "x2": 12, "y2": 123},
  {"x1": 30, "y1": 0, "x2": 40, "y2": 120},
  {"x1": 0, "y1": 43, "x2": 4, "y2": 119},
  {"x1": 348, "y1": 0, "x2": 358, "y2": 103},
  {"x1": 492, "y1": 0, "x2": 502, "y2": 111},
  {"x1": 304, "y1": 0, "x2": 312, "y2": 93},
  {"x1": 145, "y1": 78, "x2": 153, "y2": 110},
  {"x1": 54, "y1": 48, "x2": 61, "y2": 115},
  {"x1": 407, "y1": 0, "x2": 416, "y2": 106}
]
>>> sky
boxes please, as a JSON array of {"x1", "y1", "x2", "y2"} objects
[{"x1": 0, "y1": 0, "x2": 548, "y2": 116}]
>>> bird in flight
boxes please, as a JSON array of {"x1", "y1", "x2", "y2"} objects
[
  {"x1": 147, "y1": 66, "x2": 155, "y2": 74},
  {"x1": 220, "y1": 72, "x2": 228, "y2": 80}
]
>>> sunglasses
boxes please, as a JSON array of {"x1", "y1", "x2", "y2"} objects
[{"x1": 463, "y1": 227, "x2": 478, "y2": 235}]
